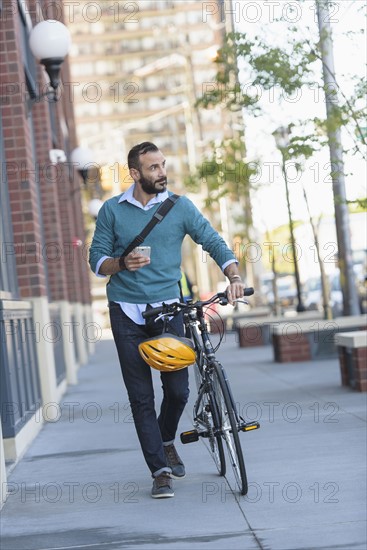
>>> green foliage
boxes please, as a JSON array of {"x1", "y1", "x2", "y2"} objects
[
  {"x1": 186, "y1": 138, "x2": 256, "y2": 207},
  {"x1": 199, "y1": 31, "x2": 317, "y2": 113},
  {"x1": 194, "y1": 16, "x2": 366, "y2": 248},
  {"x1": 347, "y1": 198, "x2": 367, "y2": 213},
  {"x1": 198, "y1": 30, "x2": 366, "y2": 156},
  {"x1": 283, "y1": 127, "x2": 323, "y2": 161},
  {"x1": 185, "y1": 138, "x2": 257, "y2": 240}
]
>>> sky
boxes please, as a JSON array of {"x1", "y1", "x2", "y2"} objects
[{"x1": 232, "y1": 0, "x2": 366, "y2": 233}]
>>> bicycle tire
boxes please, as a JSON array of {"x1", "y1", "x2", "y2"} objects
[
  {"x1": 212, "y1": 361, "x2": 248, "y2": 495},
  {"x1": 193, "y1": 366, "x2": 226, "y2": 476}
]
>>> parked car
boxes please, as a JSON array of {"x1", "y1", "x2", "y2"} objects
[
  {"x1": 303, "y1": 273, "x2": 343, "y2": 317},
  {"x1": 357, "y1": 274, "x2": 367, "y2": 313},
  {"x1": 261, "y1": 274, "x2": 298, "y2": 310},
  {"x1": 276, "y1": 276, "x2": 298, "y2": 307},
  {"x1": 303, "y1": 277, "x2": 323, "y2": 311}
]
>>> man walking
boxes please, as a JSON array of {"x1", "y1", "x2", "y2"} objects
[{"x1": 89, "y1": 142, "x2": 244, "y2": 498}]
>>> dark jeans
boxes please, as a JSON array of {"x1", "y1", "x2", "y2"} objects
[{"x1": 109, "y1": 302, "x2": 189, "y2": 477}]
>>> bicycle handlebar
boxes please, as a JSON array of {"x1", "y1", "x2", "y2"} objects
[
  {"x1": 142, "y1": 287, "x2": 254, "y2": 320},
  {"x1": 242, "y1": 287, "x2": 255, "y2": 297},
  {"x1": 143, "y1": 305, "x2": 170, "y2": 319}
]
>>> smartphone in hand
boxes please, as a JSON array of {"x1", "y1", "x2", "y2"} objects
[{"x1": 134, "y1": 246, "x2": 151, "y2": 258}]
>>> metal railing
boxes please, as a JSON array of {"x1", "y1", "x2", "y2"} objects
[
  {"x1": 49, "y1": 304, "x2": 67, "y2": 385},
  {"x1": 0, "y1": 300, "x2": 41, "y2": 438}
]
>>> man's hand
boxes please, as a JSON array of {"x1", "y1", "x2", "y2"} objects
[
  {"x1": 123, "y1": 250, "x2": 150, "y2": 271},
  {"x1": 223, "y1": 265, "x2": 245, "y2": 305},
  {"x1": 226, "y1": 280, "x2": 245, "y2": 306},
  {"x1": 99, "y1": 251, "x2": 150, "y2": 276}
]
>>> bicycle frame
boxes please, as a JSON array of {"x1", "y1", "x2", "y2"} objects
[{"x1": 184, "y1": 306, "x2": 241, "y2": 430}]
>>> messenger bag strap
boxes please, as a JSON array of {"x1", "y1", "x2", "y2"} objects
[{"x1": 120, "y1": 194, "x2": 180, "y2": 258}]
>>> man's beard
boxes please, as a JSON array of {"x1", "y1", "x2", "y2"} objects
[{"x1": 139, "y1": 174, "x2": 167, "y2": 195}]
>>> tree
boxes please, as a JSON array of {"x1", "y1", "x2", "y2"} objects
[
  {"x1": 187, "y1": 138, "x2": 254, "y2": 214},
  {"x1": 315, "y1": 0, "x2": 360, "y2": 315},
  {"x1": 186, "y1": 138, "x2": 257, "y2": 283},
  {"x1": 197, "y1": 9, "x2": 366, "y2": 315}
]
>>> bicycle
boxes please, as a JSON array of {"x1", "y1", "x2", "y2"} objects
[{"x1": 142, "y1": 287, "x2": 260, "y2": 496}]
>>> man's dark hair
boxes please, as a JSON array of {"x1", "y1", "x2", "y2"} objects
[{"x1": 128, "y1": 142, "x2": 159, "y2": 170}]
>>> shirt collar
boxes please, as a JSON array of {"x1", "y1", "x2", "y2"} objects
[{"x1": 118, "y1": 184, "x2": 168, "y2": 210}]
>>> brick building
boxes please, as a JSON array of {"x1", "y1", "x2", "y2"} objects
[
  {"x1": 67, "y1": 0, "x2": 247, "y2": 292},
  {"x1": 0, "y1": 0, "x2": 92, "y2": 506}
]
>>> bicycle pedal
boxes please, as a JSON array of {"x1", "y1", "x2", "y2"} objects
[
  {"x1": 240, "y1": 421, "x2": 260, "y2": 432},
  {"x1": 180, "y1": 430, "x2": 199, "y2": 444}
]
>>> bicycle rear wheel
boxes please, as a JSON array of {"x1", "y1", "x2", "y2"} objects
[
  {"x1": 194, "y1": 367, "x2": 226, "y2": 476},
  {"x1": 212, "y1": 361, "x2": 248, "y2": 495}
]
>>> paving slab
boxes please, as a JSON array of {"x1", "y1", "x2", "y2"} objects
[{"x1": 1, "y1": 331, "x2": 366, "y2": 550}]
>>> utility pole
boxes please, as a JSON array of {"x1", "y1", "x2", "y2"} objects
[{"x1": 316, "y1": 0, "x2": 360, "y2": 315}]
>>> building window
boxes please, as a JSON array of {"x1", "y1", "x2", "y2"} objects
[
  {"x1": 17, "y1": 0, "x2": 37, "y2": 100},
  {"x1": 0, "y1": 117, "x2": 19, "y2": 299}
]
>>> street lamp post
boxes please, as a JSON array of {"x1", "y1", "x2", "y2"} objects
[
  {"x1": 29, "y1": 20, "x2": 71, "y2": 101},
  {"x1": 70, "y1": 147, "x2": 95, "y2": 186},
  {"x1": 273, "y1": 126, "x2": 306, "y2": 313}
]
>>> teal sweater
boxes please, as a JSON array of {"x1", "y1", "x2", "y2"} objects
[{"x1": 89, "y1": 193, "x2": 236, "y2": 304}]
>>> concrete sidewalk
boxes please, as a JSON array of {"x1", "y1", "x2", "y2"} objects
[{"x1": 1, "y1": 331, "x2": 366, "y2": 550}]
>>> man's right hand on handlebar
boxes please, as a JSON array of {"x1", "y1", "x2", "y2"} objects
[
  {"x1": 226, "y1": 280, "x2": 246, "y2": 306},
  {"x1": 223, "y1": 265, "x2": 246, "y2": 305}
]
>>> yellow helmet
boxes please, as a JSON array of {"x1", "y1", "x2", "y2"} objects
[{"x1": 138, "y1": 334, "x2": 196, "y2": 372}]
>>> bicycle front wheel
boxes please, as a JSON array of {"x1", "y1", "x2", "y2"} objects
[
  {"x1": 193, "y1": 365, "x2": 226, "y2": 476},
  {"x1": 212, "y1": 361, "x2": 248, "y2": 495}
]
